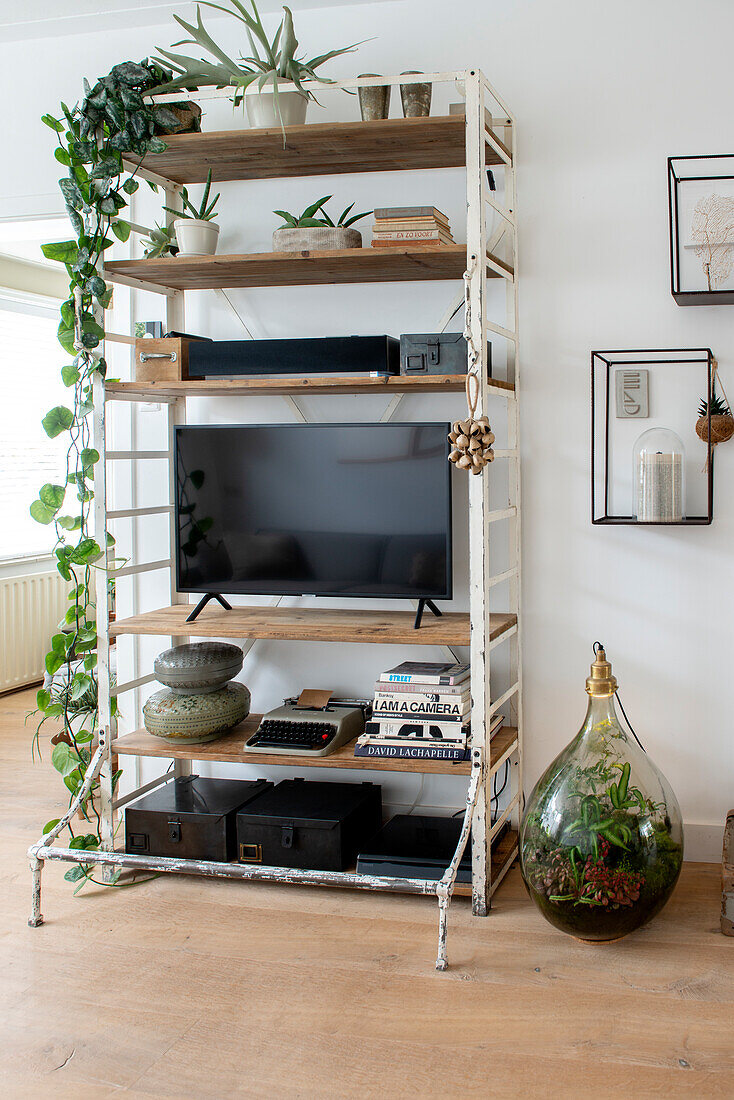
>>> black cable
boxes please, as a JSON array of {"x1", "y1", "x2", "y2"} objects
[
  {"x1": 592, "y1": 641, "x2": 646, "y2": 753},
  {"x1": 615, "y1": 690, "x2": 646, "y2": 754}
]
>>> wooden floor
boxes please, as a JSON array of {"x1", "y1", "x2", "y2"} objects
[{"x1": 2, "y1": 688, "x2": 732, "y2": 1098}]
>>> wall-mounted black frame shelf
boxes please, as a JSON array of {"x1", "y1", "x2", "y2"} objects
[
  {"x1": 591, "y1": 348, "x2": 715, "y2": 526},
  {"x1": 669, "y1": 154, "x2": 734, "y2": 305}
]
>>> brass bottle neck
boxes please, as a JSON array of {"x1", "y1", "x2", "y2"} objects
[{"x1": 586, "y1": 645, "x2": 618, "y2": 697}]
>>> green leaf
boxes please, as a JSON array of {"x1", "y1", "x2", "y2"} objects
[
  {"x1": 111, "y1": 219, "x2": 131, "y2": 242},
  {"x1": 64, "y1": 865, "x2": 86, "y2": 882},
  {"x1": 80, "y1": 447, "x2": 100, "y2": 468},
  {"x1": 36, "y1": 688, "x2": 51, "y2": 711},
  {"x1": 69, "y1": 539, "x2": 103, "y2": 565},
  {"x1": 42, "y1": 113, "x2": 65, "y2": 132},
  {"x1": 69, "y1": 835, "x2": 87, "y2": 850},
  {"x1": 70, "y1": 674, "x2": 93, "y2": 701},
  {"x1": 39, "y1": 483, "x2": 65, "y2": 511},
  {"x1": 30, "y1": 499, "x2": 56, "y2": 525},
  {"x1": 51, "y1": 742, "x2": 76, "y2": 777},
  {"x1": 41, "y1": 240, "x2": 78, "y2": 264},
  {"x1": 57, "y1": 515, "x2": 81, "y2": 531},
  {"x1": 57, "y1": 323, "x2": 76, "y2": 356},
  {"x1": 43, "y1": 818, "x2": 61, "y2": 834},
  {"x1": 122, "y1": 177, "x2": 139, "y2": 195},
  {"x1": 54, "y1": 147, "x2": 73, "y2": 167},
  {"x1": 74, "y1": 730, "x2": 93, "y2": 744},
  {"x1": 42, "y1": 405, "x2": 74, "y2": 438},
  {"x1": 61, "y1": 363, "x2": 80, "y2": 387}
]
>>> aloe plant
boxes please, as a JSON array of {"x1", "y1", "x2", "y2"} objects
[
  {"x1": 153, "y1": 1, "x2": 363, "y2": 123},
  {"x1": 163, "y1": 168, "x2": 220, "y2": 221},
  {"x1": 274, "y1": 195, "x2": 371, "y2": 229}
]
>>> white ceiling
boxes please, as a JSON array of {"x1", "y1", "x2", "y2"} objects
[{"x1": 0, "y1": 0, "x2": 384, "y2": 41}]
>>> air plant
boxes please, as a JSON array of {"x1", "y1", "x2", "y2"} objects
[
  {"x1": 142, "y1": 222, "x2": 179, "y2": 258},
  {"x1": 163, "y1": 168, "x2": 220, "y2": 222},
  {"x1": 152, "y1": 1, "x2": 364, "y2": 129},
  {"x1": 274, "y1": 195, "x2": 371, "y2": 229}
]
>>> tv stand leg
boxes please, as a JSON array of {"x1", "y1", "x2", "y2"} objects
[
  {"x1": 185, "y1": 592, "x2": 233, "y2": 623},
  {"x1": 413, "y1": 598, "x2": 442, "y2": 630}
]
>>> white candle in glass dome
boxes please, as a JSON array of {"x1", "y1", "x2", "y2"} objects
[{"x1": 633, "y1": 428, "x2": 686, "y2": 522}]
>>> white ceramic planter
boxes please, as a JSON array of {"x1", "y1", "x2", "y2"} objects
[
  {"x1": 246, "y1": 88, "x2": 308, "y2": 129},
  {"x1": 272, "y1": 226, "x2": 362, "y2": 253},
  {"x1": 174, "y1": 218, "x2": 220, "y2": 257}
]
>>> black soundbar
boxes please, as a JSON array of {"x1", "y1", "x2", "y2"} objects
[{"x1": 188, "y1": 335, "x2": 400, "y2": 378}]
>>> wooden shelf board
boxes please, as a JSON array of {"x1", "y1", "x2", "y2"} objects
[
  {"x1": 104, "y1": 246, "x2": 505, "y2": 292},
  {"x1": 113, "y1": 721, "x2": 518, "y2": 777},
  {"x1": 105, "y1": 374, "x2": 514, "y2": 400},
  {"x1": 110, "y1": 604, "x2": 516, "y2": 646},
  {"x1": 136, "y1": 115, "x2": 504, "y2": 184}
]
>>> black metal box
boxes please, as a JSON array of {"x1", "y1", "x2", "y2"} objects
[
  {"x1": 125, "y1": 775, "x2": 272, "y2": 862},
  {"x1": 356, "y1": 813, "x2": 473, "y2": 882},
  {"x1": 237, "y1": 778, "x2": 382, "y2": 872},
  {"x1": 399, "y1": 332, "x2": 488, "y2": 376},
  {"x1": 188, "y1": 335, "x2": 399, "y2": 378}
]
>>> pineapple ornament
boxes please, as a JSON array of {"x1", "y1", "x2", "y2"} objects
[{"x1": 448, "y1": 371, "x2": 495, "y2": 474}]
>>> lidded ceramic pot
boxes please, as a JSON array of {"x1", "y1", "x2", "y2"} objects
[
  {"x1": 519, "y1": 646, "x2": 683, "y2": 942},
  {"x1": 143, "y1": 682, "x2": 251, "y2": 745},
  {"x1": 154, "y1": 642, "x2": 244, "y2": 694}
]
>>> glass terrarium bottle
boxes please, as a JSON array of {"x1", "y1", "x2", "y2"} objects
[
  {"x1": 520, "y1": 647, "x2": 683, "y2": 942},
  {"x1": 633, "y1": 427, "x2": 686, "y2": 522}
]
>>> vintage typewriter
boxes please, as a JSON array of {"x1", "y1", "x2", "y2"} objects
[{"x1": 243, "y1": 690, "x2": 371, "y2": 757}]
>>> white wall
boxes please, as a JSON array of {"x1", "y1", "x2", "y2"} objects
[{"x1": 2, "y1": 0, "x2": 733, "y2": 858}]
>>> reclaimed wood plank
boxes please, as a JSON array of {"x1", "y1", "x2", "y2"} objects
[
  {"x1": 109, "y1": 604, "x2": 516, "y2": 646},
  {"x1": 138, "y1": 115, "x2": 504, "y2": 184},
  {"x1": 105, "y1": 245, "x2": 480, "y2": 291},
  {"x1": 112, "y1": 723, "x2": 518, "y2": 777}
]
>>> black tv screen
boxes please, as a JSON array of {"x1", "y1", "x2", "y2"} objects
[{"x1": 175, "y1": 423, "x2": 452, "y2": 600}]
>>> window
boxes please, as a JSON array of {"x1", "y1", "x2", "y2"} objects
[{"x1": 0, "y1": 294, "x2": 69, "y2": 560}]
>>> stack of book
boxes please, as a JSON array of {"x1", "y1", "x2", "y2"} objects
[
  {"x1": 354, "y1": 661, "x2": 504, "y2": 761},
  {"x1": 371, "y1": 206, "x2": 455, "y2": 248}
]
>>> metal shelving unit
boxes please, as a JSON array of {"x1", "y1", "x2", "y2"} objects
[{"x1": 28, "y1": 69, "x2": 522, "y2": 970}]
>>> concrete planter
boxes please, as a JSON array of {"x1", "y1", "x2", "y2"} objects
[
  {"x1": 174, "y1": 218, "x2": 220, "y2": 256},
  {"x1": 272, "y1": 226, "x2": 362, "y2": 252}
]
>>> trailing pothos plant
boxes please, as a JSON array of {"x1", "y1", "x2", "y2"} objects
[{"x1": 31, "y1": 58, "x2": 181, "y2": 890}]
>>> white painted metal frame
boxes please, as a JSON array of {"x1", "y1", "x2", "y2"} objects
[{"x1": 28, "y1": 69, "x2": 522, "y2": 971}]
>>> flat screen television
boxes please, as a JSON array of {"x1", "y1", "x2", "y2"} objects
[{"x1": 175, "y1": 423, "x2": 452, "y2": 601}]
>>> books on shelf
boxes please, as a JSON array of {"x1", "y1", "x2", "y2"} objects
[
  {"x1": 364, "y1": 718, "x2": 471, "y2": 744},
  {"x1": 371, "y1": 206, "x2": 455, "y2": 249},
  {"x1": 354, "y1": 739, "x2": 470, "y2": 761},
  {"x1": 358, "y1": 658, "x2": 505, "y2": 762},
  {"x1": 378, "y1": 661, "x2": 470, "y2": 686}
]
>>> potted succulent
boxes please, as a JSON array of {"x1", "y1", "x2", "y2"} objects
[
  {"x1": 164, "y1": 169, "x2": 221, "y2": 255},
  {"x1": 272, "y1": 196, "x2": 371, "y2": 251},
  {"x1": 153, "y1": 1, "x2": 363, "y2": 133},
  {"x1": 695, "y1": 387, "x2": 734, "y2": 445}
]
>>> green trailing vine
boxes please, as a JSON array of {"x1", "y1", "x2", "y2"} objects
[{"x1": 30, "y1": 59, "x2": 184, "y2": 890}]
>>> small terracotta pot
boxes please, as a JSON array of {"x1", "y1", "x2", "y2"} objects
[{"x1": 696, "y1": 413, "x2": 734, "y2": 444}]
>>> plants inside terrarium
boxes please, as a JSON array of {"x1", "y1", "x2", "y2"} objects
[{"x1": 520, "y1": 647, "x2": 683, "y2": 942}]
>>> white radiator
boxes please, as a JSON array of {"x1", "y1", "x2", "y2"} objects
[{"x1": 0, "y1": 568, "x2": 69, "y2": 693}]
